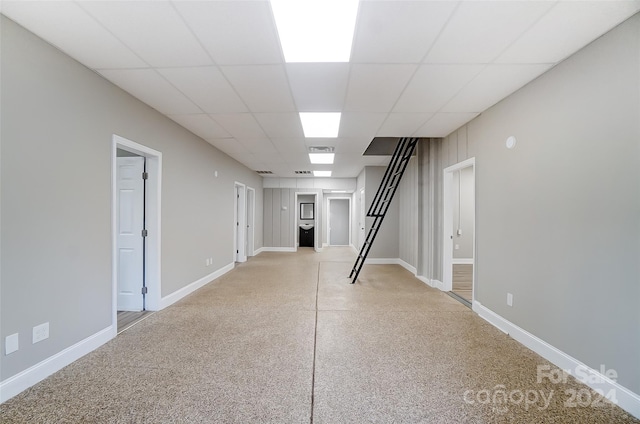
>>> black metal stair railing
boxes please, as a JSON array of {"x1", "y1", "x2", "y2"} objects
[{"x1": 349, "y1": 137, "x2": 419, "y2": 284}]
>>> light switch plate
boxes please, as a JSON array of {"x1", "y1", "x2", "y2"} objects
[{"x1": 5, "y1": 333, "x2": 19, "y2": 355}]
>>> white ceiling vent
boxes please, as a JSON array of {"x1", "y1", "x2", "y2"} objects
[{"x1": 308, "y1": 146, "x2": 335, "y2": 153}]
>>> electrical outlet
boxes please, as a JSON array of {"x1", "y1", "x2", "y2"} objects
[
  {"x1": 33, "y1": 322, "x2": 49, "y2": 344},
  {"x1": 209, "y1": 257, "x2": 213, "y2": 266},
  {"x1": 205, "y1": 258, "x2": 209, "y2": 266},
  {"x1": 507, "y1": 293, "x2": 513, "y2": 307},
  {"x1": 454, "y1": 244, "x2": 459, "y2": 250},
  {"x1": 5, "y1": 333, "x2": 19, "y2": 355}
]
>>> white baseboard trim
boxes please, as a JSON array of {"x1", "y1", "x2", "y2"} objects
[
  {"x1": 473, "y1": 301, "x2": 640, "y2": 419},
  {"x1": 259, "y1": 247, "x2": 296, "y2": 253},
  {"x1": 160, "y1": 262, "x2": 234, "y2": 309},
  {"x1": 452, "y1": 258, "x2": 474, "y2": 265},
  {"x1": 416, "y1": 275, "x2": 435, "y2": 288},
  {"x1": 253, "y1": 247, "x2": 265, "y2": 255},
  {"x1": 430, "y1": 279, "x2": 444, "y2": 290},
  {"x1": 0, "y1": 326, "x2": 114, "y2": 403},
  {"x1": 363, "y1": 258, "x2": 417, "y2": 275},
  {"x1": 397, "y1": 259, "x2": 417, "y2": 275},
  {"x1": 314, "y1": 246, "x2": 324, "y2": 252}
]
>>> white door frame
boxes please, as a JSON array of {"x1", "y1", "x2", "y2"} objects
[
  {"x1": 327, "y1": 197, "x2": 352, "y2": 246},
  {"x1": 443, "y1": 157, "x2": 475, "y2": 299},
  {"x1": 111, "y1": 135, "x2": 162, "y2": 334},
  {"x1": 234, "y1": 182, "x2": 247, "y2": 263},
  {"x1": 358, "y1": 188, "x2": 366, "y2": 249},
  {"x1": 293, "y1": 191, "x2": 318, "y2": 251},
  {"x1": 246, "y1": 187, "x2": 255, "y2": 257}
]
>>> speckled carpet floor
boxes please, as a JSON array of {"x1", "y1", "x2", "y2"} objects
[{"x1": 1, "y1": 247, "x2": 637, "y2": 423}]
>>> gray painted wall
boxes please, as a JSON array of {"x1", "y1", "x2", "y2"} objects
[
  {"x1": 1, "y1": 17, "x2": 263, "y2": 381},
  {"x1": 422, "y1": 15, "x2": 640, "y2": 393},
  {"x1": 398, "y1": 157, "x2": 418, "y2": 267},
  {"x1": 416, "y1": 139, "x2": 445, "y2": 282},
  {"x1": 364, "y1": 167, "x2": 399, "y2": 259},
  {"x1": 264, "y1": 188, "x2": 323, "y2": 249}
]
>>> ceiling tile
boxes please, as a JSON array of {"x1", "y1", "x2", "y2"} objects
[
  {"x1": 209, "y1": 138, "x2": 252, "y2": 159},
  {"x1": 497, "y1": 1, "x2": 640, "y2": 64},
  {"x1": 377, "y1": 113, "x2": 433, "y2": 137},
  {"x1": 334, "y1": 137, "x2": 373, "y2": 155},
  {"x1": 254, "y1": 113, "x2": 304, "y2": 138},
  {"x1": 281, "y1": 152, "x2": 310, "y2": 164},
  {"x1": 286, "y1": 63, "x2": 350, "y2": 111},
  {"x1": 414, "y1": 113, "x2": 480, "y2": 138},
  {"x1": 344, "y1": 65, "x2": 417, "y2": 112},
  {"x1": 236, "y1": 138, "x2": 280, "y2": 155},
  {"x1": 1, "y1": 1, "x2": 147, "y2": 69},
  {"x1": 211, "y1": 114, "x2": 267, "y2": 139},
  {"x1": 174, "y1": 1, "x2": 282, "y2": 65},
  {"x1": 80, "y1": 1, "x2": 211, "y2": 68},
  {"x1": 168, "y1": 114, "x2": 231, "y2": 140},
  {"x1": 393, "y1": 65, "x2": 484, "y2": 113},
  {"x1": 270, "y1": 138, "x2": 309, "y2": 154},
  {"x1": 425, "y1": 1, "x2": 554, "y2": 64},
  {"x1": 98, "y1": 69, "x2": 201, "y2": 115},
  {"x1": 351, "y1": 1, "x2": 456, "y2": 63},
  {"x1": 221, "y1": 65, "x2": 296, "y2": 112},
  {"x1": 443, "y1": 64, "x2": 552, "y2": 113},
  {"x1": 158, "y1": 67, "x2": 247, "y2": 114},
  {"x1": 339, "y1": 112, "x2": 388, "y2": 139}
]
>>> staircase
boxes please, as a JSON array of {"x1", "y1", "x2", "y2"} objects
[{"x1": 349, "y1": 137, "x2": 419, "y2": 284}]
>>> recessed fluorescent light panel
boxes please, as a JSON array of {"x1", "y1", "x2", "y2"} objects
[
  {"x1": 270, "y1": 0, "x2": 359, "y2": 63},
  {"x1": 309, "y1": 153, "x2": 335, "y2": 164},
  {"x1": 314, "y1": 170, "x2": 332, "y2": 177},
  {"x1": 300, "y1": 113, "x2": 341, "y2": 138}
]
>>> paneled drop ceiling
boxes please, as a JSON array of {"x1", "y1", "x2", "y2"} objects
[{"x1": 3, "y1": 0, "x2": 639, "y2": 177}]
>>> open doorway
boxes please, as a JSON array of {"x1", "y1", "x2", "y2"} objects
[
  {"x1": 112, "y1": 135, "x2": 161, "y2": 334},
  {"x1": 443, "y1": 158, "x2": 475, "y2": 307},
  {"x1": 294, "y1": 192, "x2": 318, "y2": 250}
]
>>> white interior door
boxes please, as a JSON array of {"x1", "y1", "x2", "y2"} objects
[
  {"x1": 358, "y1": 189, "x2": 366, "y2": 249},
  {"x1": 235, "y1": 184, "x2": 247, "y2": 262},
  {"x1": 246, "y1": 188, "x2": 255, "y2": 256},
  {"x1": 329, "y1": 198, "x2": 350, "y2": 246},
  {"x1": 116, "y1": 157, "x2": 144, "y2": 311}
]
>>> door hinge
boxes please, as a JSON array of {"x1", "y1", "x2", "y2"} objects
[
  {"x1": 142, "y1": 229, "x2": 148, "y2": 237},
  {"x1": 141, "y1": 286, "x2": 148, "y2": 295},
  {"x1": 142, "y1": 172, "x2": 149, "y2": 180}
]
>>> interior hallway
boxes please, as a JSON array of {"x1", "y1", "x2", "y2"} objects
[{"x1": 0, "y1": 248, "x2": 636, "y2": 423}]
